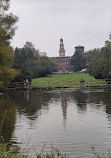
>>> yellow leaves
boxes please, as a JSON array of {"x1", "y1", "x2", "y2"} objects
[
  {"x1": 0, "y1": 43, "x2": 14, "y2": 66},
  {"x1": 0, "y1": 66, "x2": 19, "y2": 87},
  {"x1": 0, "y1": 0, "x2": 18, "y2": 88},
  {"x1": 0, "y1": 38, "x2": 17, "y2": 88},
  {"x1": 0, "y1": 28, "x2": 17, "y2": 88},
  {"x1": 0, "y1": 81, "x2": 4, "y2": 86}
]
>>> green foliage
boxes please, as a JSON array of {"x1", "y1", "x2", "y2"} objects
[
  {"x1": 87, "y1": 42, "x2": 111, "y2": 79},
  {"x1": 13, "y1": 47, "x2": 34, "y2": 82},
  {"x1": 0, "y1": 0, "x2": 18, "y2": 88},
  {"x1": 0, "y1": 0, "x2": 18, "y2": 43},
  {"x1": 13, "y1": 45, "x2": 57, "y2": 82},
  {"x1": 34, "y1": 56, "x2": 57, "y2": 78},
  {"x1": 13, "y1": 64, "x2": 33, "y2": 82},
  {"x1": 70, "y1": 51, "x2": 86, "y2": 72},
  {"x1": 0, "y1": 144, "x2": 22, "y2": 158},
  {"x1": 85, "y1": 48, "x2": 101, "y2": 64},
  {"x1": 0, "y1": 144, "x2": 68, "y2": 158}
]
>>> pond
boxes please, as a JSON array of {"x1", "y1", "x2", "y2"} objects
[{"x1": 0, "y1": 88, "x2": 111, "y2": 157}]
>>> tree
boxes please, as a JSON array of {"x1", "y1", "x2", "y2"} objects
[
  {"x1": 70, "y1": 51, "x2": 86, "y2": 72},
  {"x1": 24, "y1": 41, "x2": 40, "y2": 59},
  {"x1": 13, "y1": 43, "x2": 57, "y2": 81},
  {"x1": 87, "y1": 41, "x2": 111, "y2": 79},
  {"x1": 0, "y1": 0, "x2": 18, "y2": 88},
  {"x1": 34, "y1": 56, "x2": 57, "y2": 78},
  {"x1": 13, "y1": 47, "x2": 34, "y2": 82}
]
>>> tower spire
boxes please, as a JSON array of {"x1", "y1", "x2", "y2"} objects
[{"x1": 59, "y1": 38, "x2": 65, "y2": 57}]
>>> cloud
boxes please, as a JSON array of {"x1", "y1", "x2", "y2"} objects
[{"x1": 10, "y1": 0, "x2": 111, "y2": 56}]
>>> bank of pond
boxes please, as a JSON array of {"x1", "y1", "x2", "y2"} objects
[{"x1": 7, "y1": 73, "x2": 111, "y2": 89}]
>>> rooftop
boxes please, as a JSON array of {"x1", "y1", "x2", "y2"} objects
[{"x1": 75, "y1": 45, "x2": 84, "y2": 48}]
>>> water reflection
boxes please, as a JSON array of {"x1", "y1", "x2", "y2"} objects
[
  {"x1": 0, "y1": 93, "x2": 18, "y2": 143},
  {"x1": 71, "y1": 89, "x2": 87, "y2": 111},
  {"x1": 9, "y1": 90, "x2": 55, "y2": 119},
  {"x1": 86, "y1": 88, "x2": 111, "y2": 116},
  {"x1": 1, "y1": 88, "x2": 111, "y2": 157},
  {"x1": 60, "y1": 90, "x2": 69, "y2": 128},
  {"x1": 60, "y1": 90, "x2": 69, "y2": 119}
]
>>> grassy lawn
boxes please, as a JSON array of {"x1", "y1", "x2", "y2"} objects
[{"x1": 31, "y1": 73, "x2": 106, "y2": 88}]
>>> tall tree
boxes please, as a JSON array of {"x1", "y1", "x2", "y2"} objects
[
  {"x1": 13, "y1": 43, "x2": 57, "y2": 82},
  {"x1": 87, "y1": 41, "x2": 111, "y2": 79},
  {"x1": 0, "y1": 0, "x2": 18, "y2": 88},
  {"x1": 70, "y1": 51, "x2": 86, "y2": 72}
]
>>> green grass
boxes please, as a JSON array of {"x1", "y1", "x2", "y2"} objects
[{"x1": 31, "y1": 73, "x2": 106, "y2": 88}]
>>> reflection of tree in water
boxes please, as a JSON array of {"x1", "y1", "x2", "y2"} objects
[
  {"x1": 0, "y1": 90, "x2": 58, "y2": 144},
  {"x1": 87, "y1": 91, "x2": 104, "y2": 106},
  {"x1": 9, "y1": 90, "x2": 55, "y2": 120},
  {"x1": 87, "y1": 89, "x2": 111, "y2": 116},
  {"x1": 0, "y1": 93, "x2": 18, "y2": 143},
  {"x1": 105, "y1": 92, "x2": 111, "y2": 115},
  {"x1": 71, "y1": 89, "x2": 87, "y2": 111}
]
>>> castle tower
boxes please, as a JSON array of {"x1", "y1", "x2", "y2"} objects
[
  {"x1": 59, "y1": 38, "x2": 65, "y2": 57},
  {"x1": 75, "y1": 45, "x2": 84, "y2": 53}
]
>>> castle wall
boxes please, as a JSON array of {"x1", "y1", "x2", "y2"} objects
[
  {"x1": 50, "y1": 39, "x2": 84, "y2": 73},
  {"x1": 51, "y1": 56, "x2": 73, "y2": 73}
]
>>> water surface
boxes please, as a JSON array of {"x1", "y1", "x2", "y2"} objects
[{"x1": 0, "y1": 88, "x2": 111, "y2": 157}]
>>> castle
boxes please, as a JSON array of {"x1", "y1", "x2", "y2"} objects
[{"x1": 51, "y1": 38, "x2": 84, "y2": 73}]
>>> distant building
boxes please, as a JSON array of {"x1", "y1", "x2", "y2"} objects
[
  {"x1": 51, "y1": 38, "x2": 73, "y2": 73},
  {"x1": 75, "y1": 45, "x2": 84, "y2": 53},
  {"x1": 24, "y1": 41, "x2": 35, "y2": 50},
  {"x1": 59, "y1": 38, "x2": 65, "y2": 57},
  {"x1": 51, "y1": 39, "x2": 85, "y2": 73}
]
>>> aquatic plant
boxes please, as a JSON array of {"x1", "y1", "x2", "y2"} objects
[
  {"x1": 91, "y1": 147, "x2": 111, "y2": 158},
  {"x1": 0, "y1": 143, "x2": 111, "y2": 158},
  {"x1": 0, "y1": 143, "x2": 69, "y2": 158}
]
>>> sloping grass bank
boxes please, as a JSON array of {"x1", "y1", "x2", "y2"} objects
[{"x1": 31, "y1": 73, "x2": 106, "y2": 88}]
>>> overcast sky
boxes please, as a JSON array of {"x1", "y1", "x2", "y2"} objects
[{"x1": 10, "y1": 0, "x2": 111, "y2": 57}]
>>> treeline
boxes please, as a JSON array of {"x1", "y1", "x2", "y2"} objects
[
  {"x1": 70, "y1": 39, "x2": 111, "y2": 80},
  {"x1": 87, "y1": 41, "x2": 111, "y2": 79},
  {"x1": 13, "y1": 42, "x2": 57, "y2": 82}
]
